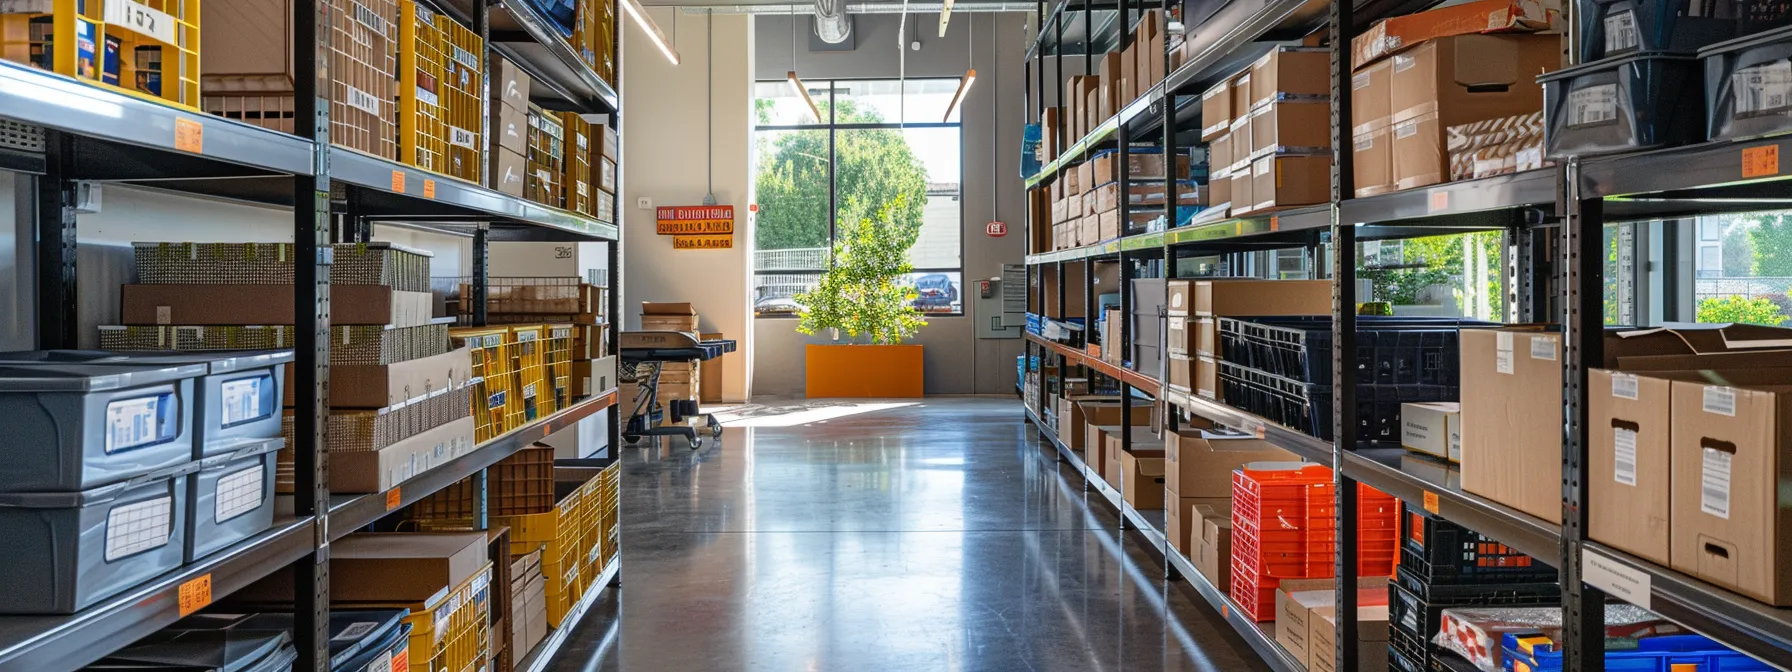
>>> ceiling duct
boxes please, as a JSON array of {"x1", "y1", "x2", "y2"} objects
[{"x1": 814, "y1": 0, "x2": 852, "y2": 43}]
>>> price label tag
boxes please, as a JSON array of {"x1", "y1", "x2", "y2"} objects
[
  {"x1": 174, "y1": 118, "x2": 203, "y2": 154},
  {"x1": 385, "y1": 487, "x2": 402, "y2": 511},
  {"x1": 1423, "y1": 491, "x2": 1440, "y2": 514},
  {"x1": 178, "y1": 574, "x2": 212, "y2": 616},
  {"x1": 391, "y1": 170, "x2": 406, "y2": 193},
  {"x1": 423, "y1": 179, "x2": 436, "y2": 199},
  {"x1": 1583, "y1": 547, "x2": 1651, "y2": 609},
  {"x1": 1428, "y1": 190, "x2": 1449, "y2": 213},
  {"x1": 1744, "y1": 145, "x2": 1780, "y2": 178}
]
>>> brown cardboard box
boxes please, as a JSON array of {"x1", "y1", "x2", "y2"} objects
[
  {"x1": 1231, "y1": 169, "x2": 1254, "y2": 215},
  {"x1": 1351, "y1": 0, "x2": 1554, "y2": 69},
  {"x1": 701, "y1": 332, "x2": 724, "y2": 403},
  {"x1": 1250, "y1": 101, "x2": 1332, "y2": 157},
  {"x1": 1353, "y1": 120, "x2": 1395, "y2": 197},
  {"x1": 1352, "y1": 60, "x2": 1394, "y2": 136},
  {"x1": 237, "y1": 531, "x2": 487, "y2": 603},
  {"x1": 1118, "y1": 47, "x2": 1138, "y2": 103},
  {"x1": 640, "y1": 314, "x2": 700, "y2": 332},
  {"x1": 1249, "y1": 154, "x2": 1331, "y2": 212},
  {"x1": 1102, "y1": 308, "x2": 1124, "y2": 365},
  {"x1": 1118, "y1": 448, "x2": 1168, "y2": 510},
  {"x1": 1098, "y1": 209, "x2": 1120, "y2": 242},
  {"x1": 1231, "y1": 74, "x2": 1253, "y2": 121},
  {"x1": 1086, "y1": 87, "x2": 1101, "y2": 136},
  {"x1": 1392, "y1": 111, "x2": 1447, "y2": 190},
  {"x1": 1459, "y1": 328, "x2": 1565, "y2": 523},
  {"x1": 1076, "y1": 398, "x2": 1154, "y2": 451},
  {"x1": 1167, "y1": 317, "x2": 1192, "y2": 356},
  {"x1": 642, "y1": 302, "x2": 696, "y2": 315},
  {"x1": 1080, "y1": 216, "x2": 1100, "y2": 246},
  {"x1": 1311, "y1": 606, "x2": 1393, "y2": 672},
  {"x1": 1229, "y1": 116, "x2": 1253, "y2": 171},
  {"x1": 594, "y1": 122, "x2": 620, "y2": 161},
  {"x1": 1165, "y1": 429, "x2": 1297, "y2": 498},
  {"x1": 1194, "y1": 503, "x2": 1234, "y2": 590},
  {"x1": 1196, "y1": 355, "x2": 1222, "y2": 401},
  {"x1": 1590, "y1": 369, "x2": 1672, "y2": 566},
  {"x1": 494, "y1": 102, "x2": 528, "y2": 156},
  {"x1": 1202, "y1": 82, "x2": 1233, "y2": 140},
  {"x1": 1194, "y1": 279, "x2": 1331, "y2": 316},
  {"x1": 1091, "y1": 152, "x2": 1191, "y2": 183},
  {"x1": 296, "y1": 346, "x2": 474, "y2": 408},
  {"x1": 1389, "y1": 34, "x2": 1558, "y2": 127},
  {"x1": 1210, "y1": 133, "x2": 1234, "y2": 174},
  {"x1": 1094, "y1": 425, "x2": 1156, "y2": 481},
  {"x1": 1276, "y1": 578, "x2": 1390, "y2": 672},
  {"x1": 1166, "y1": 495, "x2": 1229, "y2": 555},
  {"x1": 497, "y1": 148, "x2": 528, "y2": 196},
  {"x1": 491, "y1": 56, "x2": 533, "y2": 111},
  {"x1": 1143, "y1": 10, "x2": 1167, "y2": 86},
  {"x1": 121, "y1": 284, "x2": 431, "y2": 327},
  {"x1": 1195, "y1": 317, "x2": 1220, "y2": 356},
  {"x1": 658, "y1": 362, "x2": 700, "y2": 384},
  {"x1": 1249, "y1": 47, "x2": 1331, "y2": 109},
  {"x1": 1210, "y1": 167, "x2": 1233, "y2": 210},
  {"x1": 1601, "y1": 324, "x2": 1792, "y2": 368},
  {"x1": 1669, "y1": 380, "x2": 1792, "y2": 604},
  {"x1": 1167, "y1": 280, "x2": 1192, "y2": 316},
  {"x1": 1401, "y1": 401, "x2": 1462, "y2": 461},
  {"x1": 332, "y1": 415, "x2": 477, "y2": 492},
  {"x1": 1167, "y1": 353, "x2": 1194, "y2": 390}
]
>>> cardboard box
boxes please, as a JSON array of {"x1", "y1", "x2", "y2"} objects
[
  {"x1": 1166, "y1": 495, "x2": 1229, "y2": 555},
  {"x1": 1194, "y1": 503, "x2": 1233, "y2": 591},
  {"x1": 1167, "y1": 280, "x2": 1192, "y2": 316},
  {"x1": 496, "y1": 148, "x2": 528, "y2": 196},
  {"x1": 1669, "y1": 380, "x2": 1792, "y2": 604},
  {"x1": 1196, "y1": 355, "x2": 1222, "y2": 401},
  {"x1": 1166, "y1": 352, "x2": 1194, "y2": 390},
  {"x1": 121, "y1": 284, "x2": 432, "y2": 327},
  {"x1": 1074, "y1": 398, "x2": 1154, "y2": 451},
  {"x1": 1392, "y1": 111, "x2": 1446, "y2": 190},
  {"x1": 1400, "y1": 401, "x2": 1461, "y2": 461},
  {"x1": 1118, "y1": 448, "x2": 1168, "y2": 510},
  {"x1": 1210, "y1": 134, "x2": 1233, "y2": 173},
  {"x1": 491, "y1": 56, "x2": 533, "y2": 111},
  {"x1": 1195, "y1": 317, "x2": 1219, "y2": 356},
  {"x1": 1091, "y1": 152, "x2": 1191, "y2": 183},
  {"x1": 1601, "y1": 324, "x2": 1792, "y2": 368},
  {"x1": 1276, "y1": 578, "x2": 1391, "y2": 672},
  {"x1": 492, "y1": 102, "x2": 528, "y2": 157},
  {"x1": 1093, "y1": 425, "x2": 1156, "y2": 481},
  {"x1": 660, "y1": 381, "x2": 698, "y2": 402},
  {"x1": 1194, "y1": 279, "x2": 1331, "y2": 317},
  {"x1": 1459, "y1": 328, "x2": 1564, "y2": 523},
  {"x1": 1143, "y1": 10, "x2": 1167, "y2": 86},
  {"x1": 1229, "y1": 115, "x2": 1253, "y2": 171},
  {"x1": 238, "y1": 531, "x2": 487, "y2": 603},
  {"x1": 1590, "y1": 369, "x2": 1672, "y2": 566},
  {"x1": 1311, "y1": 606, "x2": 1393, "y2": 672},
  {"x1": 1230, "y1": 74, "x2": 1252, "y2": 121},
  {"x1": 1249, "y1": 47, "x2": 1331, "y2": 109},
  {"x1": 640, "y1": 314, "x2": 700, "y2": 332},
  {"x1": 297, "y1": 346, "x2": 475, "y2": 409},
  {"x1": 1230, "y1": 168, "x2": 1254, "y2": 215},
  {"x1": 594, "y1": 122, "x2": 620, "y2": 161},
  {"x1": 1351, "y1": 59, "x2": 1393, "y2": 136},
  {"x1": 1353, "y1": 120, "x2": 1396, "y2": 197},
  {"x1": 1202, "y1": 82, "x2": 1233, "y2": 139},
  {"x1": 1249, "y1": 154, "x2": 1331, "y2": 212},
  {"x1": 1250, "y1": 101, "x2": 1332, "y2": 157},
  {"x1": 1210, "y1": 166, "x2": 1233, "y2": 210},
  {"x1": 1165, "y1": 429, "x2": 1297, "y2": 498},
  {"x1": 1389, "y1": 34, "x2": 1558, "y2": 127},
  {"x1": 1118, "y1": 47, "x2": 1138, "y2": 104},
  {"x1": 1080, "y1": 217, "x2": 1100, "y2": 246},
  {"x1": 332, "y1": 415, "x2": 477, "y2": 492},
  {"x1": 1166, "y1": 316, "x2": 1191, "y2": 356},
  {"x1": 1351, "y1": 0, "x2": 1555, "y2": 69}
]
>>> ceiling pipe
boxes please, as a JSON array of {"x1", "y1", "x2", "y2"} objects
[{"x1": 814, "y1": 0, "x2": 853, "y2": 42}]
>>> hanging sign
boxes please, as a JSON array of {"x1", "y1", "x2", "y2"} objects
[
  {"x1": 656, "y1": 205, "x2": 735, "y2": 235},
  {"x1": 674, "y1": 234, "x2": 734, "y2": 250}
]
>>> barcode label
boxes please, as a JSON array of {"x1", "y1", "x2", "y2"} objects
[
  {"x1": 106, "y1": 496, "x2": 174, "y2": 561},
  {"x1": 488, "y1": 390, "x2": 507, "y2": 410},
  {"x1": 448, "y1": 126, "x2": 477, "y2": 149},
  {"x1": 106, "y1": 395, "x2": 164, "y2": 453},
  {"x1": 1703, "y1": 386, "x2": 1737, "y2": 416},
  {"x1": 1530, "y1": 335, "x2": 1557, "y2": 360},
  {"x1": 1604, "y1": 9, "x2": 1640, "y2": 53},
  {"x1": 344, "y1": 85, "x2": 382, "y2": 116},
  {"x1": 414, "y1": 85, "x2": 439, "y2": 109},
  {"x1": 220, "y1": 376, "x2": 267, "y2": 426},
  {"x1": 1569, "y1": 84, "x2": 1620, "y2": 127},
  {"x1": 366, "y1": 650, "x2": 392, "y2": 672},
  {"x1": 1612, "y1": 372, "x2": 1639, "y2": 400},
  {"x1": 1495, "y1": 331, "x2": 1515, "y2": 375},
  {"x1": 1702, "y1": 447, "x2": 1733, "y2": 519},
  {"x1": 334, "y1": 621, "x2": 380, "y2": 642},
  {"x1": 1613, "y1": 427, "x2": 1638, "y2": 486},
  {"x1": 1395, "y1": 121, "x2": 1419, "y2": 139},
  {"x1": 1735, "y1": 60, "x2": 1792, "y2": 117},
  {"x1": 215, "y1": 463, "x2": 265, "y2": 523},
  {"x1": 351, "y1": 1, "x2": 389, "y2": 37}
]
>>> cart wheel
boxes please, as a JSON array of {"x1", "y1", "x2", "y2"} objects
[
  {"x1": 689, "y1": 436, "x2": 703, "y2": 449},
  {"x1": 623, "y1": 434, "x2": 640, "y2": 444},
  {"x1": 710, "y1": 423, "x2": 723, "y2": 438}
]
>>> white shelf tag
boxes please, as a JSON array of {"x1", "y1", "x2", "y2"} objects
[{"x1": 1583, "y1": 547, "x2": 1651, "y2": 610}]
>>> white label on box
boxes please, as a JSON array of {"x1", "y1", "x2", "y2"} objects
[
  {"x1": 1354, "y1": 135, "x2": 1374, "y2": 150},
  {"x1": 415, "y1": 85, "x2": 440, "y2": 109},
  {"x1": 1701, "y1": 446, "x2": 1733, "y2": 519},
  {"x1": 1569, "y1": 84, "x2": 1619, "y2": 127},
  {"x1": 345, "y1": 85, "x2": 382, "y2": 116},
  {"x1": 104, "y1": 0, "x2": 178, "y2": 44},
  {"x1": 220, "y1": 376, "x2": 266, "y2": 426},
  {"x1": 1530, "y1": 335, "x2": 1557, "y2": 360},
  {"x1": 156, "y1": 305, "x2": 171, "y2": 325},
  {"x1": 1612, "y1": 372, "x2": 1640, "y2": 400},
  {"x1": 334, "y1": 621, "x2": 381, "y2": 641},
  {"x1": 1395, "y1": 121, "x2": 1419, "y2": 139},
  {"x1": 1735, "y1": 60, "x2": 1792, "y2": 117},
  {"x1": 448, "y1": 125, "x2": 477, "y2": 149},
  {"x1": 215, "y1": 463, "x2": 265, "y2": 523},
  {"x1": 1353, "y1": 72, "x2": 1372, "y2": 90},
  {"x1": 1496, "y1": 331, "x2": 1515, "y2": 375},
  {"x1": 1393, "y1": 53, "x2": 1416, "y2": 72},
  {"x1": 1613, "y1": 427, "x2": 1638, "y2": 486},
  {"x1": 1703, "y1": 386, "x2": 1737, "y2": 416},
  {"x1": 107, "y1": 395, "x2": 163, "y2": 453},
  {"x1": 105, "y1": 495, "x2": 173, "y2": 561},
  {"x1": 1583, "y1": 547, "x2": 1651, "y2": 610},
  {"x1": 1603, "y1": 9, "x2": 1639, "y2": 53}
]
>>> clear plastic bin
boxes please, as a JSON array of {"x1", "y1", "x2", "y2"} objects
[
  {"x1": 0, "y1": 466, "x2": 194, "y2": 613},
  {"x1": 1541, "y1": 51, "x2": 1705, "y2": 158},
  {"x1": 1703, "y1": 24, "x2": 1792, "y2": 140},
  {"x1": 0, "y1": 350, "x2": 291, "y2": 458},
  {"x1": 0, "y1": 363, "x2": 201, "y2": 492},
  {"x1": 1579, "y1": 0, "x2": 1736, "y2": 61},
  {"x1": 187, "y1": 437, "x2": 282, "y2": 562}
]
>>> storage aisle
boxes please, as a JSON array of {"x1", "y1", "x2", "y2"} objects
[{"x1": 542, "y1": 397, "x2": 1267, "y2": 671}]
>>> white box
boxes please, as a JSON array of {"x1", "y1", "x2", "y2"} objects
[{"x1": 1401, "y1": 401, "x2": 1461, "y2": 461}]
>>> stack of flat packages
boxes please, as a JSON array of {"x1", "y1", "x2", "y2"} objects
[
  {"x1": 467, "y1": 277, "x2": 616, "y2": 401},
  {"x1": 108, "y1": 242, "x2": 475, "y2": 495},
  {"x1": 1446, "y1": 111, "x2": 1548, "y2": 182},
  {"x1": 640, "y1": 302, "x2": 700, "y2": 405},
  {"x1": 510, "y1": 549, "x2": 548, "y2": 659}
]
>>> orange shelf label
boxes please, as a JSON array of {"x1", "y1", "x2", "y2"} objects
[
  {"x1": 1744, "y1": 145, "x2": 1780, "y2": 178},
  {"x1": 391, "y1": 170, "x2": 406, "y2": 193},
  {"x1": 423, "y1": 179, "x2": 437, "y2": 199},
  {"x1": 174, "y1": 118, "x2": 203, "y2": 154},
  {"x1": 391, "y1": 648, "x2": 410, "y2": 672},
  {"x1": 1428, "y1": 191, "x2": 1450, "y2": 213},
  {"x1": 1423, "y1": 491, "x2": 1440, "y2": 514},
  {"x1": 178, "y1": 574, "x2": 212, "y2": 616},
  {"x1": 385, "y1": 487, "x2": 402, "y2": 511}
]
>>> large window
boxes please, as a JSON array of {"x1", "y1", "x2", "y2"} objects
[
  {"x1": 753, "y1": 78, "x2": 964, "y2": 316},
  {"x1": 1693, "y1": 211, "x2": 1792, "y2": 325}
]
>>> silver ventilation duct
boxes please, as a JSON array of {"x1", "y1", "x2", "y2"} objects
[{"x1": 814, "y1": 0, "x2": 852, "y2": 43}]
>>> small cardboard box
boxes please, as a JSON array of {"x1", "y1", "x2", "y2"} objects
[
  {"x1": 121, "y1": 284, "x2": 431, "y2": 327},
  {"x1": 1590, "y1": 369, "x2": 1672, "y2": 566},
  {"x1": 1351, "y1": 0, "x2": 1554, "y2": 69},
  {"x1": 1118, "y1": 46, "x2": 1138, "y2": 103},
  {"x1": 1353, "y1": 120, "x2": 1395, "y2": 198},
  {"x1": 1351, "y1": 59, "x2": 1393, "y2": 136},
  {"x1": 1167, "y1": 353, "x2": 1195, "y2": 390},
  {"x1": 1076, "y1": 397, "x2": 1153, "y2": 450},
  {"x1": 1249, "y1": 154, "x2": 1331, "y2": 212},
  {"x1": 1210, "y1": 166, "x2": 1233, "y2": 210},
  {"x1": 1166, "y1": 316, "x2": 1192, "y2": 356},
  {"x1": 1093, "y1": 424, "x2": 1155, "y2": 481},
  {"x1": 496, "y1": 148, "x2": 528, "y2": 196},
  {"x1": 1669, "y1": 380, "x2": 1792, "y2": 605},
  {"x1": 641, "y1": 314, "x2": 700, "y2": 332},
  {"x1": 238, "y1": 530, "x2": 487, "y2": 603},
  {"x1": 1249, "y1": 47, "x2": 1331, "y2": 109},
  {"x1": 298, "y1": 347, "x2": 475, "y2": 409},
  {"x1": 1250, "y1": 100, "x2": 1332, "y2": 157},
  {"x1": 1165, "y1": 429, "x2": 1297, "y2": 498},
  {"x1": 1210, "y1": 133, "x2": 1234, "y2": 173},
  {"x1": 1400, "y1": 401, "x2": 1460, "y2": 461},
  {"x1": 1194, "y1": 279, "x2": 1331, "y2": 316},
  {"x1": 1195, "y1": 503, "x2": 1234, "y2": 590},
  {"x1": 1166, "y1": 495, "x2": 1229, "y2": 556},
  {"x1": 1230, "y1": 169, "x2": 1255, "y2": 216},
  {"x1": 332, "y1": 415, "x2": 477, "y2": 493},
  {"x1": 1143, "y1": 10, "x2": 1167, "y2": 86},
  {"x1": 1195, "y1": 317, "x2": 1220, "y2": 356},
  {"x1": 491, "y1": 56, "x2": 533, "y2": 111},
  {"x1": 1459, "y1": 328, "x2": 1564, "y2": 524},
  {"x1": 1229, "y1": 115, "x2": 1253, "y2": 171},
  {"x1": 1311, "y1": 605, "x2": 1392, "y2": 672},
  {"x1": 1230, "y1": 73, "x2": 1253, "y2": 121},
  {"x1": 1392, "y1": 111, "x2": 1446, "y2": 190},
  {"x1": 1275, "y1": 578, "x2": 1390, "y2": 672},
  {"x1": 1118, "y1": 448, "x2": 1169, "y2": 510},
  {"x1": 1196, "y1": 356, "x2": 1222, "y2": 401},
  {"x1": 1167, "y1": 280, "x2": 1193, "y2": 317},
  {"x1": 493, "y1": 102, "x2": 528, "y2": 156},
  {"x1": 1202, "y1": 82, "x2": 1233, "y2": 140}
]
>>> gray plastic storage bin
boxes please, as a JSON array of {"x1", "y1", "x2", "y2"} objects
[
  {"x1": 1540, "y1": 51, "x2": 1705, "y2": 157},
  {"x1": 0, "y1": 363, "x2": 201, "y2": 492},
  {"x1": 0, "y1": 466, "x2": 194, "y2": 613},
  {"x1": 187, "y1": 437, "x2": 282, "y2": 561},
  {"x1": 1703, "y1": 24, "x2": 1792, "y2": 140},
  {"x1": 0, "y1": 350, "x2": 291, "y2": 459}
]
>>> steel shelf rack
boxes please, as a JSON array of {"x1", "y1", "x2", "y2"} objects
[{"x1": 0, "y1": 1, "x2": 630, "y2": 669}]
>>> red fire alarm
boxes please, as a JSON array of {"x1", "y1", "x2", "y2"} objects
[{"x1": 986, "y1": 221, "x2": 1008, "y2": 237}]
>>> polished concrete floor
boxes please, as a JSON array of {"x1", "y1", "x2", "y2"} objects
[{"x1": 545, "y1": 397, "x2": 1269, "y2": 671}]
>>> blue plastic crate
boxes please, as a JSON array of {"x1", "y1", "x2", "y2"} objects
[
  {"x1": 1021, "y1": 124, "x2": 1042, "y2": 178},
  {"x1": 1504, "y1": 633, "x2": 1773, "y2": 672}
]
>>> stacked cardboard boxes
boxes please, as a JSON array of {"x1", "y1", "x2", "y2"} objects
[
  {"x1": 511, "y1": 548, "x2": 548, "y2": 660},
  {"x1": 492, "y1": 56, "x2": 534, "y2": 197},
  {"x1": 1162, "y1": 279, "x2": 1331, "y2": 400},
  {"x1": 1276, "y1": 578, "x2": 1392, "y2": 672},
  {"x1": 1163, "y1": 429, "x2": 1295, "y2": 566},
  {"x1": 1202, "y1": 47, "x2": 1333, "y2": 216}
]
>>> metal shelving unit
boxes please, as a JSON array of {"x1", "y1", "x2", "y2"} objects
[{"x1": 0, "y1": 1, "x2": 628, "y2": 669}]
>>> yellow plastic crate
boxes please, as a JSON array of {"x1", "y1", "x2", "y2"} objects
[
  {"x1": 0, "y1": 0, "x2": 202, "y2": 109},
  {"x1": 400, "y1": 0, "x2": 483, "y2": 183},
  {"x1": 546, "y1": 323, "x2": 575, "y2": 411},
  {"x1": 451, "y1": 326, "x2": 521, "y2": 442},
  {"x1": 404, "y1": 562, "x2": 492, "y2": 672},
  {"x1": 493, "y1": 480, "x2": 587, "y2": 627},
  {"x1": 509, "y1": 325, "x2": 550, "y2": 422},
  {"x1": 599, "y1": 462, "x2": 619, "y2": 566},
  {"x1": 525, "y1": 105, "x2": 564, "y2": 207},
  {"x1": 561, "y1": 113, "x2": 593, "y2": 215},
  {"x1": 572, "y1": 0, "x2": 615, "y2": 84}
]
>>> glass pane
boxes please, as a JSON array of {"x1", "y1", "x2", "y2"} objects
[
  {"x1": 1356, "y1": 232, "x2": 1504, "y2": 321},
  {"x1": 1694, "y1": 211, "x2": 1792, "y2": 326},
  {"x1": 905, "y1": 271, "x2": 963, "y2": 314},
  {"x1": 907, "y1": 127, "x2": 961, "y2": 270},
  {"x1": 831, "y1": 78, "x2": 966, "y2": 124},
  {"x1": 754, "y1": 272, "x2": 819, "y2": 316},
  {"x1": 755, "y1": 80, "x2": 828, "y2": 126},
  {"x1": 833, "y1": 127, "x2": 931, "y2": 253},
  {"x1": 754, "y1": 127, "x2": 830, "y2": 316}
]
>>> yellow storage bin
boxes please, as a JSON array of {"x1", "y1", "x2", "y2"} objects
[
  {"x1": 400, "y1": 0, "x2": 483, "y2": 183},
  {"x1": 524, "y1": 105, "x2": 564, "y2": 207},
  {"x1": 0, "y1": 0, "x2": 202, "y2": 109},
  {"x1": 546, "y1": 323, "x2": 575, "y2": 414},
  {"x1": 403, "y1": 562, "x2": 493, "y2": 672},
  {"x1": 452, "y1": 326, "x2": 520, "y2": 442},
  {"x1": 561, "y1": 112, "x2": 593, "y2": 215},
  {"x1": 492, "y1": 478, "x2": 588, "y2": 627}
]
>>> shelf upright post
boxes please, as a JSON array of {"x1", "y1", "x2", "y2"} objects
[
  {"x1": 477, "y1": 0, "x2": 493, "y2": 187},
  {"x1": 1329, "y1": 0, "x2": 1359, "y2": 662},
  {"x1": 292, "y1": 0, "x2": 333, "y2": 669},
  {"x1": 1118, "y1": 120, "x2": 1134, "y2": 531},
  {"x1": 1054, "y1": 9, "x2": 1064, "y2": 151},
  {"x1": 1081, "y1": 0, "x2": 1092, "y2": 78},
  {"x1": 608, "y1": 0, "x2": 625, "y2": 467},
  {"x1": 473, "y1": 226, "x2": 490, "y2": 327},
  {"x1": 33, "y1": 130, "x2": 76, "y2": 349},
  {"x1": 1561, "y1": 160, "x2": 1607, "y2": 672}
]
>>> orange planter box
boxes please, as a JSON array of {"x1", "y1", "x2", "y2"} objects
[{"x1": 805, "y1": 344, "x2": 924, "y2": 398}]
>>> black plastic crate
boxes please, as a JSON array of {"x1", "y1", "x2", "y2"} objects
[
  {"x1": 1389, "y1": 643, "x2": 1428, "y2": 672},
  {"x1": 1389, "y1": 573, "x2": 1558, "y2": 671},
  {"x1": 1218, "y1": 360, "x2": 1331, "y2": 438},
  {"x1": 1542, "y1": 51, "x2": 1705, "y2": 158},
  {"x1": 1703, "y1": 24, "x2": 1792, "y2": 141},
  {"x1": 1400, "y1": 508, "x2": 1558, "y2": 585},
  {"x1": 1357, "y1": 383, "x2": 1455, "y2": 442},
  {"x1": 1579, "y1": 0, "x2": 1737, "y2": 62},
  {"x1": 1217, "y1": 317, "x2": 1492, "y2": 386}
]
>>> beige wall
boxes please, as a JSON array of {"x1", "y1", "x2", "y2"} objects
[{"x1": 621, "y1": 9, "x2": 755, "y2": 402}]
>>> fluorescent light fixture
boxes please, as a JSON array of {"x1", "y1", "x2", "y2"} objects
[
  {"x1": 622, "y1": 0, "x2": 681, "y2": 65},
  {"x1": 938, "y1": 0, "x2": 954, "y2": 37},
  {"x1": 788, "y1": 71, "x2": 822, "y2": 123},
  {"x1": 943, "y1": 68, "x2": 974, "y2": 122}
]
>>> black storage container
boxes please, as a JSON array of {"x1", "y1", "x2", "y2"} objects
[
  {"x1": 1704, "y1": 24, "x2": 1792, "y2": 139},
  {"x1": 1579, "y1": 0, "x2": 1736, "y2": 61},
  {"x1": 1541, "y1": 51, "x2": 1705, "y2": 157}
]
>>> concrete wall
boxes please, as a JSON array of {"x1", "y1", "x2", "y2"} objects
[
  {"x1": 749, "y1": 12, "x2": 1030, "y2": 396},
  {"x1": 620, "y1": 9, "x2": 755, "y2": 402}
]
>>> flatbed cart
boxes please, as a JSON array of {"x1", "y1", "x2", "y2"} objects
[{"x1": 619, "y1": 331, "x2": 736, "y2": 448}]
